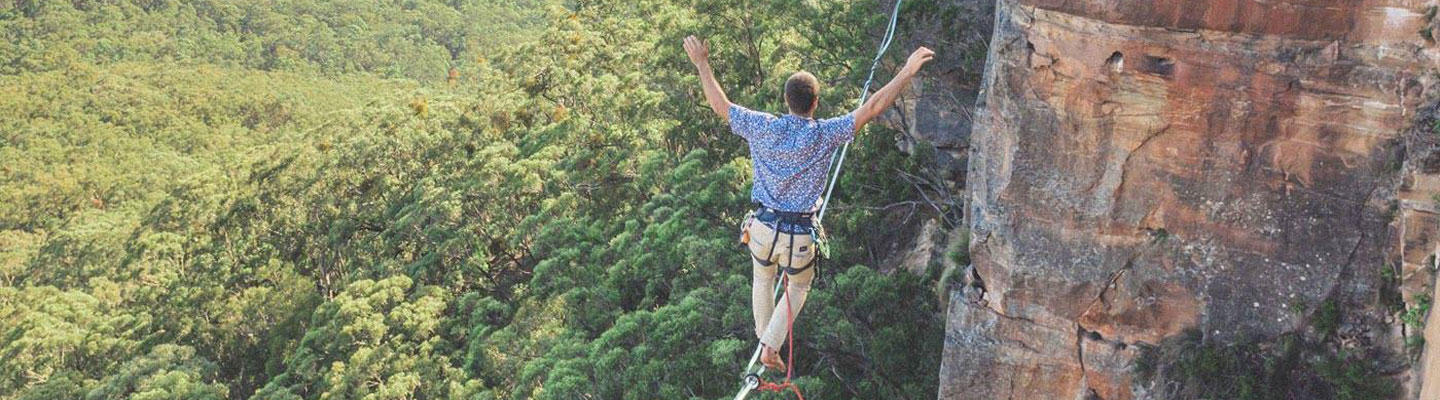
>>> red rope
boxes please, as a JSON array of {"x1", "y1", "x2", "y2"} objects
[
  {"x1": 756, "y1": 380, "x2": 805, "y2": 400},
  {"x1": 755, "y1": 274, "x2": 804, "y2": 400}
]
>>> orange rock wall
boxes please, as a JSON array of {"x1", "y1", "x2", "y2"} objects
[{"x1": 942, "y1": 0, "x2": 1438, "y2": 398}]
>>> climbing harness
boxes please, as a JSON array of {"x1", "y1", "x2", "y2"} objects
[
  {"x1": 732, "y1": 0, "x2": 905, "y2": 398},
  {"x1": 751, "y1": 207, "x2": 818, "y2": 274}
]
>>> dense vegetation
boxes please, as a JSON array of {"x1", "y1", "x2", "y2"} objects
[{"x1": 1, "y1": 1, "x2": 951, "y2": 399}]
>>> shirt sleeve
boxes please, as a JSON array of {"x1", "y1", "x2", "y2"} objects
[
  {"x1": 728, "y1": 104, "x2": 776, "y2": 141},
  {"x1": 818, "y1": 112, "x2": 857, "y2": 145}
]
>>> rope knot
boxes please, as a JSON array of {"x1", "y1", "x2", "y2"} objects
[{"x1": 756, "y1": 379, "x2": 805, "y2": 400}]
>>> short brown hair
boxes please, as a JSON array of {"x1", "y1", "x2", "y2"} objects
[{"x1": 784, "y1": 71, "x2": 819, "y2": 115}]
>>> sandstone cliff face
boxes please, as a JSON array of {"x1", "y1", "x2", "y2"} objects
[{"x1": 941, "y1": 0, "x2": 1439, "y2": 398}]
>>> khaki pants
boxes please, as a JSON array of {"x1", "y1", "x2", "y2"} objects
[{"x1": 743, "y1": 216, "x2": 816, "y2": 349}]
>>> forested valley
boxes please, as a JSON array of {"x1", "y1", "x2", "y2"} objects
[{"x1": 0, "y1": 1, "x2": 957, "y2": 399}]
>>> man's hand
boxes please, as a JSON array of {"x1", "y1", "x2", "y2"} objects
[
  {"x1": 853, "y1": 46, "x2": 936, "y2": 133},
  {"x1": 684, "y1": 35, "x2": 732, "y2": 120},
  {"x1": 902, "y1": 47, "x2": 935, "y2": 76},
  {"x1": 684, "y1": 35, "x2": 710, "y2": 67}
]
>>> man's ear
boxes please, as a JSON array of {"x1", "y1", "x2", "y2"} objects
[{"x1": 810, "y1": 97, "x2": 818, "y2": 113}]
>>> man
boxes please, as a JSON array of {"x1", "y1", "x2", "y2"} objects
[{"x1": 683, "y1": 35, "x2": 934, "y2": 371}]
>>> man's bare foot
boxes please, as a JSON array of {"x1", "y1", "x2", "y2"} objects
[{"x1": 760, "y1": 344, "x2": 786, "y2": 371}]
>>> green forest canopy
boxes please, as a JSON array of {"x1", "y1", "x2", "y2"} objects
[{"x1": 0, "y1": 1, "x2": 954, "y2": 399}]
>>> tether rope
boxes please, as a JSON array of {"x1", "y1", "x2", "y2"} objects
[{"x1": 733, "y1": 1, "x2": 906, "y2": 398}]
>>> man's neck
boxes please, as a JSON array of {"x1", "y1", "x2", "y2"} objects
[{"x1": 788, "y1": 112, "x2": 814, "y2": 119}]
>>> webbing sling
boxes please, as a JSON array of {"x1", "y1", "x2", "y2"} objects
[{"x1": 815, "y1": 0, "x2": 905, "y2": 225}]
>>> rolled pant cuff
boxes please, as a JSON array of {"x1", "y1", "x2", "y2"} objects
[{"x1": 760, "y1": 335, "x2": 783, "y2": 351}]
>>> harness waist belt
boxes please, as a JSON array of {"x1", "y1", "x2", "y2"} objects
[{"x1": 755, "y1": 206, "x2": 813, "y2": 234}]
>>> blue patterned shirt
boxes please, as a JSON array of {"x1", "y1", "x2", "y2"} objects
[{"x1": 729, "y1": 104, "x2": 856, "y2": 212}]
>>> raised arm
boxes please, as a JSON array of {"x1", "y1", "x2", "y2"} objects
[
  {"x1": 853, "y1": 47, "x2": 934, "y2": 133},
  {"x1": 684, "y1": 35, "x2": 733, "y2": 121}
]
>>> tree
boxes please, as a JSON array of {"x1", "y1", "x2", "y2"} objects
[{"x1": 2, "y1": 1, "x2": 954, "y2": 399}]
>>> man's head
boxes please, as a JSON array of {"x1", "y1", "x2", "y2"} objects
[{"x1": 784, "y1": 71, "x2": 819, "y2": 117}]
